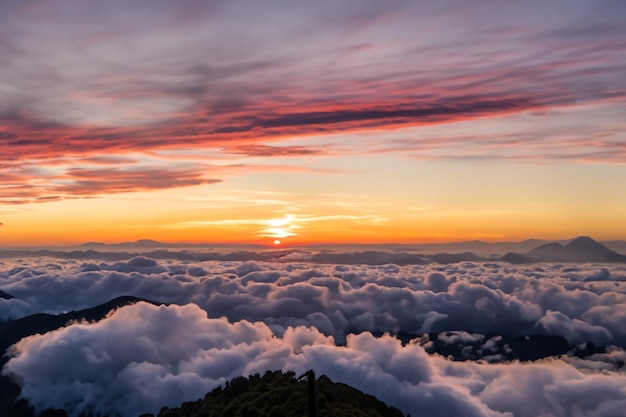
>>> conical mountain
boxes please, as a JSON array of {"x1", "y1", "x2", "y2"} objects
[{"x1": 526, "y1": 236, "x2": 626, "y2": 262}]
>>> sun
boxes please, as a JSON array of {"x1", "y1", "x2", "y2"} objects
[{"x1": 273, "y1": 239, "x2": 281, "y2": 245}]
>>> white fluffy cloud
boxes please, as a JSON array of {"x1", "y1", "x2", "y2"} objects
[
  {"x1": 2, "y1": 258, "x2": 626, "y2": 346},
  {"x1": 4, "y1": 302, "x2": 626, "y2": 417}
]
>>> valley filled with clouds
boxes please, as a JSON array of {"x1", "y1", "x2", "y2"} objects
[{"x1": 2, "y1": 255, "x2": 626, "y2": 416}]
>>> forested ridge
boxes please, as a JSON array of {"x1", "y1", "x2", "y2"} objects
[{"x1": 148, "y1": 370, "x2": 407, "y2": 417}]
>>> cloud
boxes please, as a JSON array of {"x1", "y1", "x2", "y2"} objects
[
  {"x1": 4, "y1": 301, "x2": 626, "y2": 417},
  {"x1": 2, "y1": 258, "x2": 626, "y2": 347},
  {"x1": 1, "y1": 1, "x2": 625, "y2": 200},
  {"x1": 0, "y1": 150, "x2": 356, "y2": 204},
  {"x1": 4, "y1": 303, "x2": 279, "y2": 417},
  {"x1": 0, "y1": 156, "x2": 224, "y2": 203},
  {"x1": 168, "y1": 213, "x2": 384, "y2": 240},
  {"x1": 224, "y1": 144, "x2": 327, "y2": 157},
  {"x1": 236, "y1": 97, "x2": 537, "y2": 131},
  {"x1": 56, "y1": 166, "x2": 222, "y2": 195},
  {"x1": 534, "y1": 310, "x2": 613, "y2": 346}
]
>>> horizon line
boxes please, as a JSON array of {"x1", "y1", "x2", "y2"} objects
[{"x1": 1, "y1": 235, "x2": 624, "y2": 250}]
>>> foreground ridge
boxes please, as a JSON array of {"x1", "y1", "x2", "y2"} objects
[{"x1": 149, "y1": 370, "x2": 406, "y2": 417}]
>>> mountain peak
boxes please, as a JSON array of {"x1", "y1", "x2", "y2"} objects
[
  {"x1": 526, "y1": 236, "x2": 626, "y2": 262},
  {"x1": 567, "y1": 236, "x2": 597, "y2": 245},
  {"x1": 565, "y1": 236, "x2": 610, "y2": 252},
  {"x1": 133, "y1": 239, "x2": 162, "y2": 245}
]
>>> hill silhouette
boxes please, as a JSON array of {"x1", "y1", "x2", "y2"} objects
[
  {"x1": 525, "y1": 236, "x2": 626, "y2": 263},
  {"x1": 81, "y1": 239, "x2": 166, "y2": 249},
  {"x1": 499, "y1": 252, "x2": 533, "y2": 264},
  {"x1": 150, "y1": 370, "x2": 406, "y2": 417}
]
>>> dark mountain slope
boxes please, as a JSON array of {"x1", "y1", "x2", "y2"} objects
[
  {"x1": 430, "y1": 252, "x2": 483, "y2": 264},
  {"x1": 516, "y1": 236, "x2": 626, "y2": 263},
  {"x1": 311, "y1": 251, "x2": 431, "y2": 265},
  {"x1": 499, "y1": 252, "x2": 533, "y2": 264},
  {"x1": 152, "y1": 370, "x2": 406, "y2": 417},
  {"x1": 565, "y1": 236, "x2": 626, "y2": 261}
]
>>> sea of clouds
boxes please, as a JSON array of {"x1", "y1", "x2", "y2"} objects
[{"x1": 2, "y1": 256, "x2": 626, "y2": 416}]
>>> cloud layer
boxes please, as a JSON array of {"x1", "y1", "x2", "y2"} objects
[
  {"x1": 4, "y1": 301, "x2": 626, "y2": 417},
  {"x1": 2, "y1": 258, "x2": 626, "y2": 347},
  {"x1": 1, "y1": 0, "x2": 626, "y2": 201}
]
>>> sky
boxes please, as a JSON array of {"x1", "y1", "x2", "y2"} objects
[{"x1": 1, "y1": 0, "x2": 626, "y2": 246}]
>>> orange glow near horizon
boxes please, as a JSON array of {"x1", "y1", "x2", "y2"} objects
[{"x1": 1, "y1": 183, "x2": 625, "y2": 248}]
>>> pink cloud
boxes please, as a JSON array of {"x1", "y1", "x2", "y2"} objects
[{"x1": 0, "y1": 0, "x2": 624, "y2": 201}]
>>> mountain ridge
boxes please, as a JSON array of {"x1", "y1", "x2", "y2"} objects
[
  {"x1": 524, "y1": 236, "x2": 626, "y2": 263},
  {"x1": 1, "y1": 237, "x2": 625, "y2": 265}
]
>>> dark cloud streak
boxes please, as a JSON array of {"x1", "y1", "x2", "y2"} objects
[{"x1": 247, "y1": 97, "x2": 536, "y2": 129}]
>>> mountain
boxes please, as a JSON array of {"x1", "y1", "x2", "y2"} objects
[
  {"x1": 430, "y1": 252, "x2": 484, "y2": 264},
  {"x1": 526, "y1": 242, "x2": 567, "y2": 261},
  {"x1": 525, "y1": 236, "x2": 626, "y2": 263},
  {"x1": 80, "y1": 239, "x2": 166, "y2": 249},
  {"x1": 77, "y1": 240, "x2": 269, "y2": 250},
  {"x1": 311, "y1": 251, "x2": 431, "y2": 265},
  {"x1": 499, "y1": 252, "x2": 533, "y2": 264},
  {"x1": 306, "y1": 240, "x2": 553, "y2": 257},
  {"x1": 152, "y1": 370, "x2": 406, "y2": 417}
]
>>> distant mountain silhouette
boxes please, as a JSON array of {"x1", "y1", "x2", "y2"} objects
[
  {"x1": 77, "y1": 240, "x2": 268, "y2": 250},
  {"x1": 80, "y1": 241, "x2": 108, "y2": 247},
  {"x1": 499, "y1": 252, "x2": 533, "y2": 264},
  {"x1": 525, "y1": 236, "x2": 626, "y2": 263},
  {"x1": 3, "y1": 237, "x2": 626, "y2": 265},
  {"x1": 311, "y1": 251, "x2": 431, "y2": 265},
  {"x1": 80, "y1": 239, "x2": 166, "y2": 249},
  {"x1": 497, "y1": 237, "x2": 626, "y2": 264},
  {"x1": 0, "y1": 248, "x2": 274, "y2": 263},
  {"x1": 430, "y1": 252, "x2": 483, "y2": 264}
]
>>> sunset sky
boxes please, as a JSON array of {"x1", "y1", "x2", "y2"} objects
[{"x1": 1, "y1": 0, "x2": 625, "y2": 246}]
